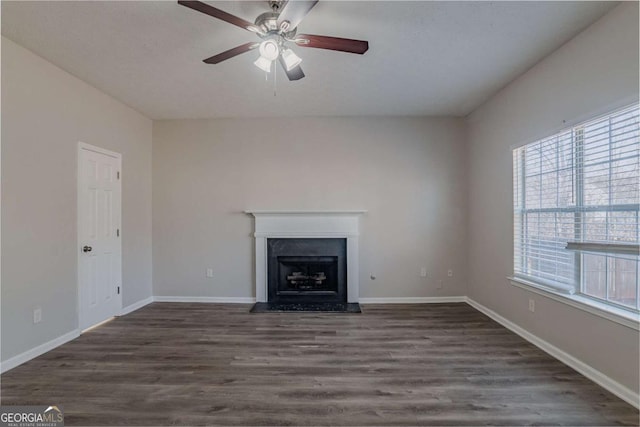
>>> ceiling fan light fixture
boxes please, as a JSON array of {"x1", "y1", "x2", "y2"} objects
[
  {"x1": 258, "y1": 39, "x2": 280, "y2": 61},
  {"x1": 281, "y1": 48, "x2": 302, "y2": 71},
  {"x1": 253, "y1": 56, "x2": 273, "y2": 73}
]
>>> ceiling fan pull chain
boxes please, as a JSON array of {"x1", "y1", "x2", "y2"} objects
[{"x1": 273, "y1": 61, "x2": 277, "y2": 97}]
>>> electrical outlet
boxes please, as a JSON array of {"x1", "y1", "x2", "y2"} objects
[
  {"x1": 33, "y1": 307, "x2": 42, "y2": 324},
  {"x1": 206, "y1": 268, "x2": 214, "y2": 278},
  {"x1": 528, "y1": 299, "x2": 535, "y2": 312},
  {"x1": 420, "y1": 268, "x2": 427, "y2": 277},
  {"x1": 447, "y1": 269, "x2": 453, "y2": 277}
]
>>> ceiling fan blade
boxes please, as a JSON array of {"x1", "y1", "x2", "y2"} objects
[
  {"x1": 278, "y1": 56, "x2": 305, "y2": 81},
  {"x1": 203, "y1": 42, "x2": 260, "y2": 64},
  {"x1": 178, "y1": 1, "x2": 260, "y2": 33},
  {"x1": 295, "y1": 34, "x2": 369, "y2": 54},
  {"x1": 277, "y1": 0, "x2": 318, "y2": 31}
]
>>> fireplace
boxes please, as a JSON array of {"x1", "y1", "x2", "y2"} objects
[
  {"x1": 245, "y1": 210, "x2": 366, "y2": 306},
  {"x1": 268, "y1": 238, "x2": 346, "y2": 304}
]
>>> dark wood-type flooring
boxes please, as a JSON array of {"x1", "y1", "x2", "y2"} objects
[{"x1": 1, "y1": 303, "x2": 638, "y2": 426}]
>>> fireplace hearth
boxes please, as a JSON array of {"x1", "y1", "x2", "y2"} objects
[{"x1": 249, "y1": 301, "x2": 362, "y2": 313}]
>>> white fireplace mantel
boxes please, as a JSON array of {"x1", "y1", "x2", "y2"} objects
[{"x1": 245, "y1": 210, "x2": 366, "y2": 303}]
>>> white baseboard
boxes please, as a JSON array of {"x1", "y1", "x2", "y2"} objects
[
  {"x1": 120, "y1": 296, "x2": 154, "y2": 315},
  {"x1": 2, "y1": 297, "x2": 153, "y2": 374},
  {"x1": 465, "y1": 297, "x2": 640, "y2": 410},
  {"x1": 0, "y1": 329, "x2": 80, "y2": 374},
  {"x1": 153, "y1": 296, "x2": 256, "y2": 304},
  {"x1": 359, "y1": 296, "x2": 467, "y2": 304},
  {"x1": 155, "y1": 296, "x2": 466, "y2": 304}
]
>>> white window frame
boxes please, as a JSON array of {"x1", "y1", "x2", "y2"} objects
[{"x1": 510, "y1": 104, "x2": 640, "y2": 330}]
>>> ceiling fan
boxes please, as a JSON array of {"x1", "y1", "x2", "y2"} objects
[{"x1": 178, "y1": 0, "x2": 369, "y2": 81}]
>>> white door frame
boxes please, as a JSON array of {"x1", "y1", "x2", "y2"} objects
[{"x1": 77, "y1": 141, "x2": 123, "y2": 331}]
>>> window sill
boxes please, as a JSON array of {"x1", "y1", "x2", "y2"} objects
[{"x1": 508, "y1": 276, "x2": 640, "y2": 331}]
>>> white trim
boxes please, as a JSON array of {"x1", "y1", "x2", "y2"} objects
[
  {"x1": 120, "y1": 296, "x2": 154, "y2": 315},
  {"x1": 254, "y1": 231, "x2": 360, "y2": 238},
  {"x1": 0, "y1": 329, "x2": 80, "y2": 374},
  {"x1": 466, "y1": 297, "x2": 640, "y2": 410},
  {"x1": 153, "y1": 296, "x2": 256, "y2": 304},
  {"x1": 78, "y1": 141, "x2": 121, "y2": 159},
  {"x1": 359, "y1": 296, "x2": 467, "y2": 304},
  {"x1": 245, "y1": 210, "x2": 367, "y2": 215},
  {"x1": 509, "y1": 276, "x2": 640, "y2": 331},
  {"x1": 155, "y1": 296, "x2": 468, "y2": 305}
]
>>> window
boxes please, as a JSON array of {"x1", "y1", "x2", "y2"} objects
[{"x1": 513, "y1": 104, "x2": 639, "y2": 313}]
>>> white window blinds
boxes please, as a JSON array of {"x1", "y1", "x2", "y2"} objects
[{"x1": 513, "y1": 104, "x2": 639, "y2": 310}]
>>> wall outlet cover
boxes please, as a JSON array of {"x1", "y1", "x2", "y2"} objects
[{"x1": 33, "y1": 307, "x2": 42, "y2": 324}]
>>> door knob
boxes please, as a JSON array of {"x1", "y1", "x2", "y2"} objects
[{"x1": 83, "y1": 246, "x2": 92, "y2": 253}]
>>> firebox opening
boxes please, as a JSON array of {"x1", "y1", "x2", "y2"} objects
[
  {"x1": 278, "y1": 256, "x2": 338, "y2": 295},
  {"x1": 267, "y1": 238, "x2": 347, "y2": 304}
]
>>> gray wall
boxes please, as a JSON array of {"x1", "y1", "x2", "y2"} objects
[
  {"x1": 1, "y1": 37, "x2": 153, "y2": 361},
  {"x1": 153, "y1": 117, "x2": 467, "y2": 299},
  {"x1": 466, "y1": 2, "x2": 639, "y2": 393}
]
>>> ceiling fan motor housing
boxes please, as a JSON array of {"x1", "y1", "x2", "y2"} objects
[{"x1": 254, "y1": 11, "x2": 296, "y2": 41}]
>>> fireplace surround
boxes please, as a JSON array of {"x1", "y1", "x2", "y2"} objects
[
  {"x1": 268, "y1": 238, "x2": 346, "y2": 304},
  {"x1": 245, "y1": 210, "x2": 366, "y2": 304}
]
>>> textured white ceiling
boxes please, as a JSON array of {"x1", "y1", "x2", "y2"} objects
[{"x1": 2, "y1": 1, "x2": 617, "y2": 119}]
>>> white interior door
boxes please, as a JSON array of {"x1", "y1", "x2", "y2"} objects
[{"x1": 78, "y1": 143, "x2": 122, "y2": 331}]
